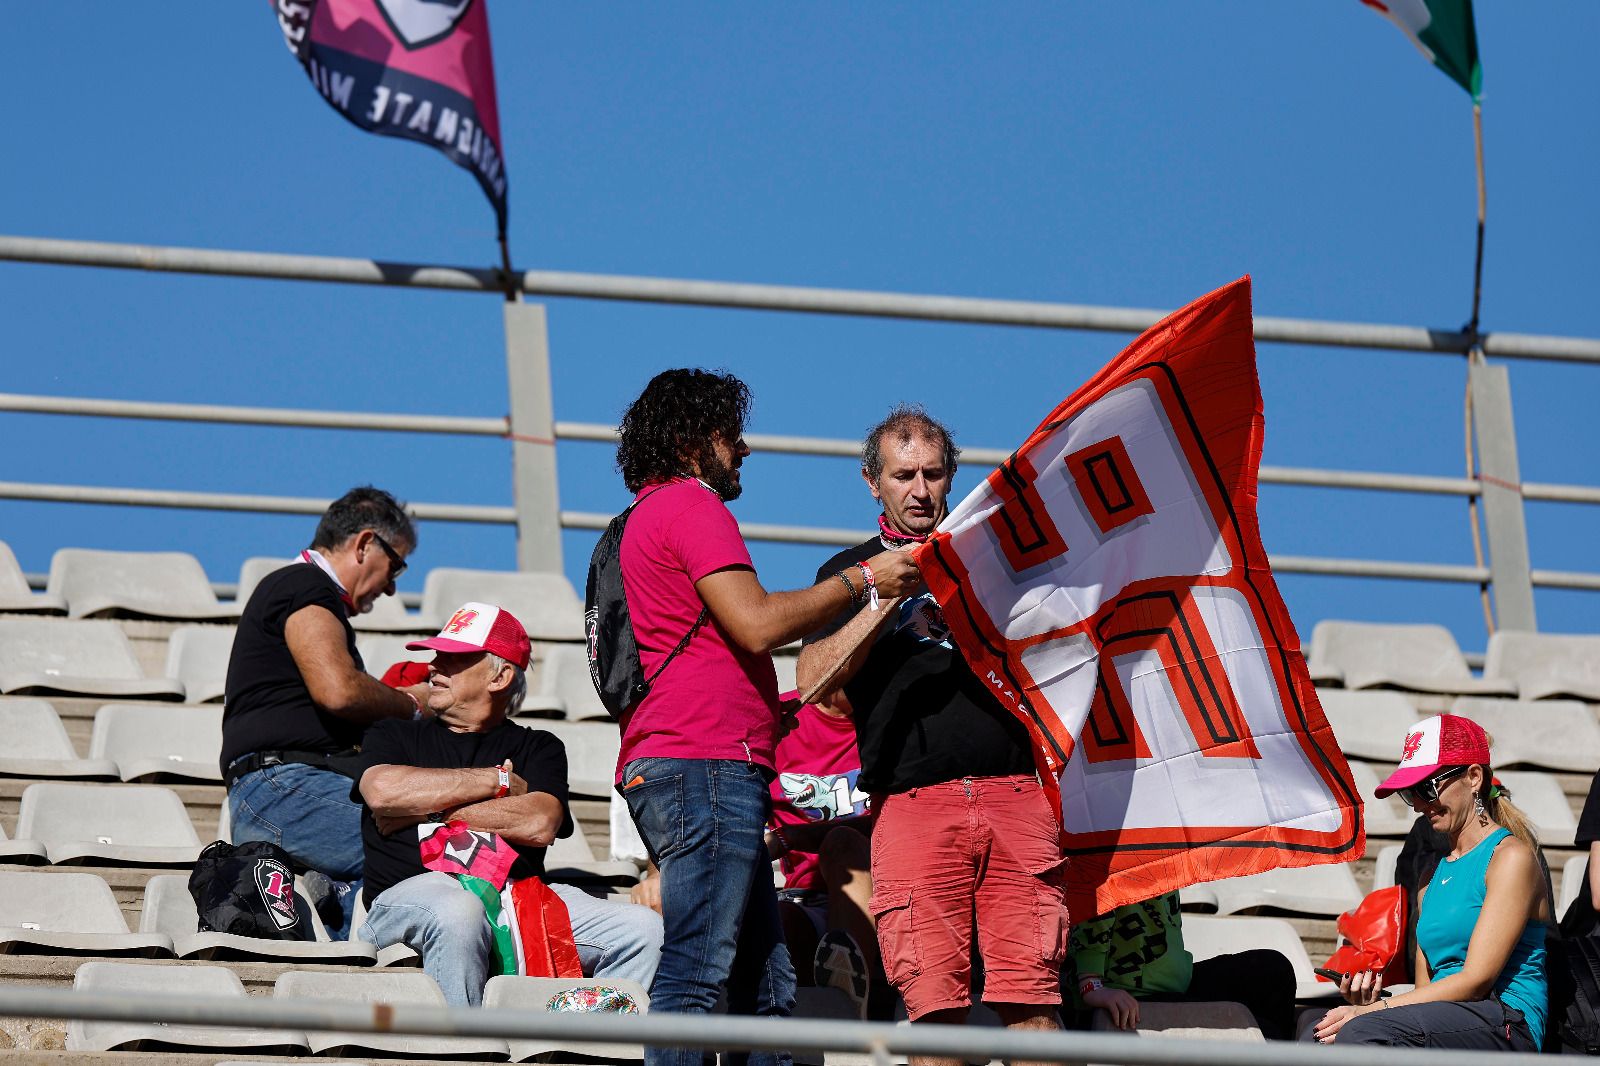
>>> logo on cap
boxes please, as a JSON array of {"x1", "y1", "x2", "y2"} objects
[
  {"x1": 1401, "y1": 731, "x2": 1424, "y2": 763},
  {"x1": 444, "y1": 609, "x2": 479, "y2": 635}
]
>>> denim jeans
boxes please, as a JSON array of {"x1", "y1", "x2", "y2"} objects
[
  {"x1": 358, "y1": 871, "x2": 665, "y2": 1007},
  {"x1": 622, "y1": 756, "x2": 796, "y2": 1066},
  {"x1": 228, "y1": 761, "x2": 364, "y2": 939}
]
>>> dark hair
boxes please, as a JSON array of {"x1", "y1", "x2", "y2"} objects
[
  {"x1": 616, "y1": 369, "x2": 752, "y2": 493},
  {"x1": 861, "y1": 404, "x2": 960, "y2": 482},
  {"x1": 311, "y1": 486, "x2": 416, "y2": 552}
]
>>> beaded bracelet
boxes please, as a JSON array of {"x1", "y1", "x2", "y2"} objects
[{"x1": 835, "y1": 569, "x2": 860, "y2": 605}]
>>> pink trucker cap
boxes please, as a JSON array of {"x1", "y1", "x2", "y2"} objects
[
  {"x1": 1373, "y1": 713, "x2": 1491, "y2": 798},
  {"x1": 406, "y1": 602, "x2": 531, "y2": 670}
]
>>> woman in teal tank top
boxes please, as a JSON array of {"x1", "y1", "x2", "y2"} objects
[{"x1": 1309, "y1": 714, "x2": 1550, "y2": 1051}]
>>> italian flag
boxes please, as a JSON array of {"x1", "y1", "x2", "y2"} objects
[{"x1": 1361, "y1": 0, "x2": 1481, "y2": 101}]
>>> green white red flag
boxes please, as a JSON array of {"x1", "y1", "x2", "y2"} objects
[{"x1": 1360, "y1": 0, "x2": 1481, "y2": 100}]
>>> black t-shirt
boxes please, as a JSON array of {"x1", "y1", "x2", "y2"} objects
[
  {"x1": 354, "y1": 717, "x2": 571, "y2": 906},
  {"x1": 220, "y1": 563, "x2": 365, "y2": 772},
  {"x1": 1564, "y1": 770, "x2": 1600, "y2": 936},
  {"x1": 804, "y1": 537, "x2": 1036, "y2": 794}
]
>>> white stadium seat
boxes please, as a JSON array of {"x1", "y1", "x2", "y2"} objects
[
  {"x1": 0, "y1": 698, "x2": 119, "y2": 780},
  {"x1": 1190, "y1": 862, "x2": 1364, "y2": 918},
  {"x1": 163, "y1": 625, "x2": 235, "y2": 704},
  {"x1": 546, "y1": 821, "x2": 643, "y2": 886},
  {"x1": 0, "y1": 870, "x2": 172, "y2": 957},
  {"x1": 1560, "y1": 853, "x2": 1591, "y2": 919},
  {"x1": 1348, "y1": 762, "x2": 1416, "y2": 837},
  {"x1": 352, "y1": 588, "x2": 429, "y2": 632},
  {"x1": 139, "y1": 873, "x2": 376, "y2": 965},
  {"x1": 90, "y1": 703, "x2": 224, "y2": 783},
  {"x1": 273, "y1": 970, "x2": 509, "y2": 1059},
  {"x1": 422, "y1": 567, "x2": 585, "y2": 641},
  {"x1": 1496, "y1": 771, "x2": 1578, "y2": 846},
  {"x1": 0, "y1": 823, "x2": 48, "y2": 866},
  {"x1": 68, "y1": 961, "x2": 307, "y2": 1054},
  {"x1": 233, "y1": 556, "x2": 295, "y2": 606},
  {"x1": 1485, "y1": 631, "x2": 1600, "y2": 702},
  {"x1": 484, "y1": 975, "x2": 649, "y2": 1062},
  {"x1": 1308, "y1": 621, "x2": 1515, "y2": 696},
  {"x1": 18, "y1": 782, "x2": 202, "y2": 866},
  {"x1": 535, "y1": 720, "x2": 621, "y2": 799},
  {"x1": 1090, "y1": 1000, "x2": 1264, "y2": 1042},
  {"x1": 1316, "y1": 688, "x2": 1421, "y2": 761},
  {"x1": 47, "y1": 548, "x2": 236, "y2": 621},
  {"x1": 0, "y1": 618, "x2": 185, "y2": 700},
  {"x1": 526, "y1": 643, "x2": 607, "y2": 720},
  {"x1": 0, "y1": 539, "x2": 66, "y2": 613},
  {"x1": 1182, "y1": 914, "x2": 1332, "y2": 1000},
  {"x1": 1372, "y1": 844, "x2": 1403, "y2": 889},
  {"x1": 1449, "y1": 696, "x2": 1600, "y2": 772}
]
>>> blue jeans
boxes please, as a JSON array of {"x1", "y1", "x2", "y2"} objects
[
  {"x1": 228, "y1": 761, "x2": 364, "y2": 939},
  {"x1": 622, "y1": 757, "x2": 795, "y2": 1066},
  {"x1": 358, "y1": 871, "x2": 665, "y2": 1007}
]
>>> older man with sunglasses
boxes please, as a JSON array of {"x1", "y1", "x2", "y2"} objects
[{"x1": 221, "y1": 485, "x2": 431, "y2": 940}]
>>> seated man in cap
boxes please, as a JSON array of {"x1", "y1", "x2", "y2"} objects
[{"x1": 354, "y1": 602, "x2": 662, "y2": 1007}]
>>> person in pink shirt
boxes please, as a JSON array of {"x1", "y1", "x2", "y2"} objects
[
  {"x1": 766, "y1": 692, "x2": 881, "y2": 1020},
  {"x1": 612, "y1": 368, "x2": 920, "y2": 1066}
]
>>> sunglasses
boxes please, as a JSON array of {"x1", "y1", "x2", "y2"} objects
[
  {"x1": 371, "y1": 531, "x2": 407, "y2": 580},
  {"x1": 1396, "y1": 765, "x2": 1469, "y2": 809}
]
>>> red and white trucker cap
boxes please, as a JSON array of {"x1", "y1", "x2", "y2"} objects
[
  {"x1": 1373, "y1": 713, "x2": 1491, "y2": 798},
  {"x1": 406, "y1": 602, "x2": 531, "y2": 670}
]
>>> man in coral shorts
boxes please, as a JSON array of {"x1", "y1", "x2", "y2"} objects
[{"x1": 797, "y1": 405, "x2": 1068, "y2": 1065}]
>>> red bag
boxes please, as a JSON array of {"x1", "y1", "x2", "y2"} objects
[{"x1": 1322, "y1": 885, "x2": 1409, "y2": 985}]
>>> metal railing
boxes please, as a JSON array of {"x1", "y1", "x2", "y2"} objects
[
  {"x1": 4, "y1": 234, "x2": 1600, "y2": 630},
  {"x1": 0, "y1": 983, "x2": 1552, "y2": 1066}
]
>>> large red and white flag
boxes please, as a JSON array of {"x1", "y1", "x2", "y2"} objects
[
  {"x1": 918, "y1": 277, "x2": 1363, "y2": 917},
  {"x1": 274, "y1": 0, "x2": 509, "y2": 233}
]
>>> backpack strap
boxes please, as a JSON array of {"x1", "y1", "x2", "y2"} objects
[{"x1": 623, "y1": 482, "x2": 711, "y2": 689}]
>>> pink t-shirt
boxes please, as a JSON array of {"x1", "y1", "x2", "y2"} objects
[
  {"x1": 616, "y1": 478, "x2": 781, "y2": 775},
  {"x1": 770, "y1": 700, "x2": 870, "y2": 892}
]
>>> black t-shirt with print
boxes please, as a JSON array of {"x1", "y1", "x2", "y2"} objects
[
  {"x1": 353, "y1": 717, "x2": 571, "y2": 906},
  {"x1": 805, "y1": 537, "x2": 1036, "y2": 794},
  {"x1": 221, "y1": 562, "x2": 366, "y2": 772}
]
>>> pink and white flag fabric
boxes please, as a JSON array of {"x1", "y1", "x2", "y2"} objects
[
  {"x1": 273, "y1": 0, "x2": 509, "y2": 232},
  {"x1": 917, "y1": 277, "x2": 1364, "y2": 918}
]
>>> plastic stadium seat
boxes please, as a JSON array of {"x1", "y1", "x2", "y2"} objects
[
  {"x1": 1449, "y1": 696, "x2": 1600, "y2": 772},
  {"x1": 1372, "y1": 844, "x2": 1403, "y2": 889},
  {"x1": 0, "y1": 823, "x2": 48, "y2": 865},
  {"x1": 1497, "y1": 771, "x2": 1578, "y2": 846},
  {"x1": 18, "y1": 782, "x2": 202, "y2": 866},
  {"x1": 0, "y1": 870, "x2": 172, "y2": 957},
  {"x1": 1485, "y1": 631, "x2": 1600, "y2": 702},
  {"x1": 0, "y1": 618, "x2": 186, "y2": 700},
  {"x1": 526, "y1": 643, "x2": 607, "y2": 720},
  {"x1": 273, "y1": 970, "x2": 509, "y2": 1059},
  {"x1": 773, "y1": 654, "x2": 798, "y2": 696},
  {"x1": 47, "y1": 548, "x2": 236, "y2": 621},
  {"x1": 547, "y1": 821, "x2": 642, "y2": 886},
  {"x1": 1189, "y1": 862, "x2": 1364, "y2": 918},
  {"x1": 1316, "y1": 689, "x2": 1421, "y2": 761},
  {"x1": 1560, "y1": 853, "x2": 1591, "y2": 918},
  {"x1": 1090, "y1": 1000, "x2": 1263, "y2": 1041},
  {"x1": 352, "y1": 589, "x2": 429, "y2": 632},
  {"x1": 422, "y1": 567, "x2": 585, "y2": 641},
  {"x1": 0, "y1": 698, "x2": 119, "y2": 780},
  {"x1": 484, "y1": 975, "x2": 649, "y2": 1062},
  {"x1": 233, "y1": 556, "x2": 295, "y2": 606},
  {"x1": 355, "y1": 633, "x2": 426, "y2": 681},
  {"x1": 68, "y1": 961, "x2": 308, "y2": 1054},
  {"x1": 609, "y1": 790, "x2": 649, "y2": 866},
  {"x1": 1308, "y1": 621, "x2": 1516, "y2": 696},
  {"x1": 164, "y1": 625, "x2": 235, "y2": 703},
  {"x1": 89, "y1": 704, "x2": 224, "y2": 783},
  {"x1": 1182, "y1": 914, "x2": 1331, "y2": 999},
  {"x1": 1348, "y1": 762, "x2": 1415, "y2": 837},
  {"x1": 536, "y1": 720, "x2": 621, "y2": 799},
  {"x1": 140, "y1": 873, "x2": 376, "y2": 965},
  {"x1": 0, "y1": 539, "x2": 66, "y2": 613},
  {"x1": 218, "y1": 793, "x2": 232, "y2": 844}
]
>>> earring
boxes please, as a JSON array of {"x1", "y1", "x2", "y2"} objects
[{"x1": 1474, "y1": 791, "x2": 1489, "y2": 827}]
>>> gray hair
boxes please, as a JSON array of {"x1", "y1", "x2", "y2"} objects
[
  {"x1": 487, "y1": 653, "x2": 527, "y2": 712},
  {"x1": 861, "y1": 404, "x2": 960, "y2": 482}
]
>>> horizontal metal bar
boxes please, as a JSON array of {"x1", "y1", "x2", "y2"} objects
[
  {"x1": 1525, "y1": 482, "x2": 1600, "y2": 506},
  {"x1": 1531, "y1": 569, "x2": 1600, "y2": 591},
  {"x1": 0, "y1": 984, "x2": 1548, "y2": 1066},
  {"x1": 0, "y1": 392, "x2": 507, "y2": 436},
  {"x1": 1266, "y1": 555, "x2": 1491, "y2": 584},
  {"x1": 0, "y1": 482, "x2": 515, "y2": 525},
  {"x1": 561, "y1": 510, "x2": 870, "y2": 547},
  {"x1": 5, "y1": 235, "x2": 1600, "y2": 363}
]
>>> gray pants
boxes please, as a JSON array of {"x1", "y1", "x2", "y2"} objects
[{"x1": 1315, "y1": 999, "x2": 1536, "y2": 1051}]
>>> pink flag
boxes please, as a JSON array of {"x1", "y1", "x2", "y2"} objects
[{"x1": 274, "y1": 0, "x2": 509, "y2": 233}]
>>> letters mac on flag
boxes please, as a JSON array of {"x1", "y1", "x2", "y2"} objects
[
  {"x1": 917, "y1": 277, "x2": 1363, "y2": 917},
  {"x1": 273, "y1": 0, "x2": 509, "y2": 232}
]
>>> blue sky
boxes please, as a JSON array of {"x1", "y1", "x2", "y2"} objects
[{"x1": 3, "y1": 3, "x2": 1597, "y2": 653}]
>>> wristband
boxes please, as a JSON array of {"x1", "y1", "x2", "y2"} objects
[
  {"x1": 768, "y1": 825, "x2": 790, "y2": 857},
  {"x1": 855, "y1": 561, "x2": 879, "y2": 612},
  {"x1": 405, "y1": 691, "x2": 423, "y2": 720},
  {"x1": 494, "y1": 765, "x2": 511, "y2": 799},
  {"x1": 1078, "y1": 975, "x2": 1105, "y2": 998}
]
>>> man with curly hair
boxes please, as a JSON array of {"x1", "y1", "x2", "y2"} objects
[{"x1": 613, "y1": 368, "x2": 920, "y2": 1066}]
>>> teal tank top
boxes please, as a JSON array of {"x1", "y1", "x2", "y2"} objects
[{"x1": 1415, "y1": 827, "x2": 1547, "y2": 1046}]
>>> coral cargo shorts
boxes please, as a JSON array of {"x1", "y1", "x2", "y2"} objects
[{"x1": 868, "y1": 774, "x2": 1069, "y2": 1020}]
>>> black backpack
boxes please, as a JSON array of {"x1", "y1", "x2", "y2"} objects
[
  {"x1": 187, "y1": 840, "x2": 313, "y2": 940},
  {"x1": 584, "y1": 491, "x2": 708, "y2": 720}
]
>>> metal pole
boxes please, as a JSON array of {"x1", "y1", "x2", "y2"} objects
[
  {"x1": 4, "y1": 235, "x2": 1600, "y2": 364},
  {"x1": 503, "y1": 301, "x2": 564, "y2": 572},
  {"x1": 1467, "y1": 361, "x2": 1537, "y2": 631}
]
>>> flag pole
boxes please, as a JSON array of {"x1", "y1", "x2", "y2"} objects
[
  {"x1": 1468, "y1": 102, "x2": 1486, "y2": 339},
  {"x1": 1464, "y1": 100, "x2": 1493, "y2": 633},
  {"x1": 498, "y1": 228, "x2": 517, "y2": 304}
]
